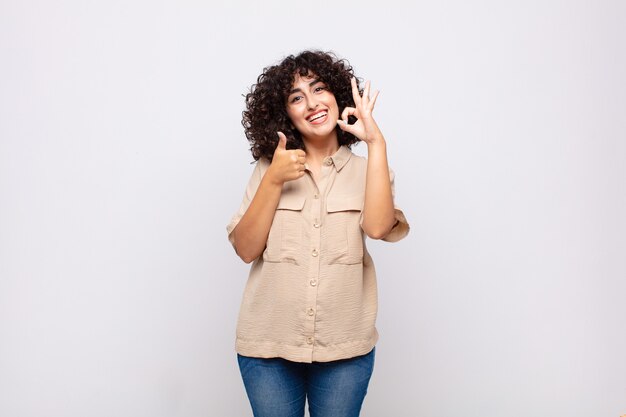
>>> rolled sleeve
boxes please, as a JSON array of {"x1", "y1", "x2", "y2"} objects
[
  {"x1": 382, "y1": 168, "x2": 410, "y2": 242},
  {"x1": 226, "y1": 159, "x2": 267, "y2": 249}
]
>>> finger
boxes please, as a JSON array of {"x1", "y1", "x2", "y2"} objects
[
  {"x1": 337, "y1": 119, "x2": 355, "y2": 134},
  {"x1": 295, "y1": 149, "x2": 306, "y2": 157},
  {"x1": 276, "y1": 132, "x2": 287, "y2": 150},
  {"x1": 363, "y1": 80, "x2": 371, "y2": 102},
  {"x1": 297, "y1": 155, "x2": 306, "y2": 164},
  {"x1": 341, "y1": 106, "x2": 357, "y2": 123},
  {"x1": 368, "y1": 90, "x2": 380, "y2": 110},
  {"x1": 350, "y1": 77, "x2": 361, "y2": 106}
]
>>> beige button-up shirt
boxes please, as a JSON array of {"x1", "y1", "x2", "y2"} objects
[{"x1": 227, "y1": 146, "x2": 409, "y2": 363}]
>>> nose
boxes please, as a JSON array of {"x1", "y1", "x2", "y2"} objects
[{"x1": 306, "y1": 96, "x2": 319, "y2": 111}]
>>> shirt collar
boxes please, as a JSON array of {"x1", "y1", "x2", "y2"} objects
[{"x1": 327, "y1": 145, "x2": 352, "y2": 172}]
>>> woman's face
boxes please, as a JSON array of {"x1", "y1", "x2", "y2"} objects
[{"x1": 286, "y1": 73, "x2": 339, "y2": 143}]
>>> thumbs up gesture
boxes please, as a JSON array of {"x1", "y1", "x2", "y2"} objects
[{"x1": 266, "y1": 132, "x2": 307, "y2": 185}]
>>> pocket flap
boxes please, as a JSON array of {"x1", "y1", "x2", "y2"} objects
[
  {"x1": 277, "y1": 193, "x2": 306, "y2": 211},
  {"x1": 326, "y1": 195, "x2": 363, "y2": 213}
]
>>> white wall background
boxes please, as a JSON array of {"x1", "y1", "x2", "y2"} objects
[{"x1": 1, "y1": 1, "x2": 625, "y2": 416}]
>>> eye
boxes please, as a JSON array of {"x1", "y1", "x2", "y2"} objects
[
  {"x1": 314, "y1": 85, "x2": 326, "y2": 93},
  {"x1": 290, "y1": 95, "x2": 303, "y2": 103}
]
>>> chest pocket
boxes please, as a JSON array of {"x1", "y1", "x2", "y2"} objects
[
  {"x1": 324, "y1": 195, "x2": 364, "y2": 265},
  {"x1": 263, "y1": 194, "x2": 306, "y2": 265}
]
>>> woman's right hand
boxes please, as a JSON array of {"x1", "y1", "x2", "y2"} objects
[{"x1": 266, "y1": 132, "x2": 306, "y2": 185}]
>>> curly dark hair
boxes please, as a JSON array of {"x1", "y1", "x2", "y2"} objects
[{"x1": 242, "y1": 50, "x2": 361, "y2": 161}]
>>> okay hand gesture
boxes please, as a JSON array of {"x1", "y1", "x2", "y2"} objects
[{"x1": 337, "y1": 78, "x2": 383, "y2": 145}]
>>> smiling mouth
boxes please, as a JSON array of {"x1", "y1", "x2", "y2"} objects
[{"x1": 307, "y1": 111, "x2": 328, "y2": 124}]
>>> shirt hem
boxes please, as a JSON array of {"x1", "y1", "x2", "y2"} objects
[{"x1": 235, "y1": 333, "x2": 379, "y2": 364}]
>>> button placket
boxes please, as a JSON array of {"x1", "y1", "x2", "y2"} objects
[
  {"x1": 303, "y1": 164, "x2": 335, "y2": 355},
  {"x1": 304, "y1": 183, "x2": 322, "y2": 352}
]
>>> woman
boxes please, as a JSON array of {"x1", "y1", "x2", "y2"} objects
[{"x1": 227, "y1": 50, "x2": 409, "y2": 417}]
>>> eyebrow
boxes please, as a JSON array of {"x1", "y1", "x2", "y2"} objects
[{"x1": 289, "y1": 79, "x2": 322, "y2": 95}]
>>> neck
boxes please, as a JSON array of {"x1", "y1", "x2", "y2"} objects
[{"x1": 302, "y1": 133, "x2": 340, "y2": 163}]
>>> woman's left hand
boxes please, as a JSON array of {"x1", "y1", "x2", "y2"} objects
[{"x1": 337, "y1": 78, "x2": 383, "y2": 145}]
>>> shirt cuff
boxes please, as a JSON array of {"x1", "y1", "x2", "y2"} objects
[
  {"x1": 382, "y1": 208, "x2": 410, "y2": 242},
  {"x1": 226, "y1": 215, "x2": 241, "y2": 248}
]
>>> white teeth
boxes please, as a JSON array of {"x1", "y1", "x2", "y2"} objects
[{"x1": 309, "y1": 112, "x2": 327, "y2": 122}]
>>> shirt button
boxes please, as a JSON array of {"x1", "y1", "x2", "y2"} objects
[
  {"x1": 313, "y1": 193, "x2": 319, "y2": 199},
  {"x1": 310, "y1": 279, "x2": 317, "y2": 287},
  {"x1": 313, "y1": 222, "x2": 320, "y2": 228},
  {"x1": 307, "y1": 308, "x2": 315, "y2": 316},
  {"x1": 307, "y1": 337, "x2": 314, "y2": 345},
  {"x1": 311, "y1": 249, "x2": 318, "y2": 257},
  {"x1": 324, "y1": 158, "x2": 332, "y2": 166}
]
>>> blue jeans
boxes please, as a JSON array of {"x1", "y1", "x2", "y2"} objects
[{"x1": 237, "y1": 348, "x2": 375, "y2": 417}]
